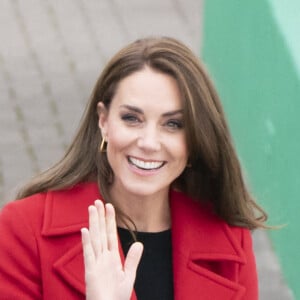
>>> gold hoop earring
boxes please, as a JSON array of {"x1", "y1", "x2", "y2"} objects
[{"x1": 100, "y1": 138, "x2": 107, "y2": 153}]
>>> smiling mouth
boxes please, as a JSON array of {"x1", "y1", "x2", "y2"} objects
[{"x1": 128, "y1": 157, "x2": 165, "y2": 170}]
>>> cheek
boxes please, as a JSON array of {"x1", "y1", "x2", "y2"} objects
[
  {"x1": 171, "y1": 135, "x2": 188, "y2": 161},
  {"x1": 106, "y1": 133, "x2": 126, "y2": 170},
  {"x1": 106, "y1": 125, "x2": 133, "y2": 153}
]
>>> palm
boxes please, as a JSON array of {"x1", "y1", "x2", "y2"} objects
[{"x1": 81, "y1": 201, "x2": 143, "y2": 300}]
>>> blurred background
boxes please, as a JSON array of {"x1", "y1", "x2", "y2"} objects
[{"x1": 0, "y1": 0, "x2": 298, "y2": 299}]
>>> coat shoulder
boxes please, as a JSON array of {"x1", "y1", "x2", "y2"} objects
[
  {"x1": 0, "y1": 182, "x2": 96, "y2": 237},
  {"x1": 1, "y1": 192, "x2": 47, "y2": 230}
]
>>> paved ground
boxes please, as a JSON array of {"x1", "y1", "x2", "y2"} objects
[{"x1": 0, "y1": 0, "x2": 294, "y2": 299}]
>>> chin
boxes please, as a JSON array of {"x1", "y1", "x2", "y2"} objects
[{"x1": 122, "y1": 182, "x2": 169, "y2": 198}]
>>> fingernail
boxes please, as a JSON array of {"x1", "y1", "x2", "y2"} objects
[{"x1": 94, "y1": 199, "x2": 102, "y2": 205}]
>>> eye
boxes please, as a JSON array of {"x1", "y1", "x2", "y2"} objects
[
  {"x1": 165, "y1": 119, "x2": 183, "y2": 130},
  {"x1": 121, "y1": 113, "x2": 140, "y2": 124}
]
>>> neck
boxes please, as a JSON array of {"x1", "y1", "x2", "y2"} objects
[{"x1": 108, "y1": 186, "x2": 171, "y2": 232}]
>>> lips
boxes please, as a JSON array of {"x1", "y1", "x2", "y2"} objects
[{"x1": 128, "y1": 156, "x2": 165, "y2": 170}]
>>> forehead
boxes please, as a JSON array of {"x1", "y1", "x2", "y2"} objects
[{"x1": 111, "y1": 67, "x2": 183, "y2": 111}]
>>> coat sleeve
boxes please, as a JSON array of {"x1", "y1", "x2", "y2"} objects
[
  {"x1": 0, "y1": 202, "x2": 42, "y2": 299},
  {"x1": 239, "y1": 228, "x2": 258, "y2": 300}
]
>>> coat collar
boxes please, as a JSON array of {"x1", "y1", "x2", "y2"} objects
[
  {"x1": 170, "y1": 189, "x2": 246, "y2": 263},
  {"x1": 169, "y1": 190, "x2": 246, "y2": 299},
  {"x1": 42, "y1": 183, "x2": 246, "y2": 299},
  {"x1": 42, "y1": 182, "x2": 100, "y2": 236}
]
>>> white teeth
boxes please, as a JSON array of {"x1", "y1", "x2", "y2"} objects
[{"x1": 129, "y1": 157, "x2": 164, "y2": 170}]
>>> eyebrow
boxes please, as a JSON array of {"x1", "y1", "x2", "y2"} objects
[{"x1": 120, "y1": 104, "x2": 183, "y2": 117}]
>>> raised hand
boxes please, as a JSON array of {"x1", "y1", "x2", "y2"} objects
[{"x1": 81, "y1": 200, "x2": 143, "y2": 300}]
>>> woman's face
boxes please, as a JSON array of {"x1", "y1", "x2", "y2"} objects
[{"x1": 98, "y1": 67, "x2": 188, "y2": 199}]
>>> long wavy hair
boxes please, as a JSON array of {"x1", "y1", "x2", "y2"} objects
[{"x1": 17, "y1": 37, "x2": 267, "y2": 229}]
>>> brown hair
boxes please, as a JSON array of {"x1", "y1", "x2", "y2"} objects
[{"x1": 17, "y1": 36, "x2": 267, "y2": 229}]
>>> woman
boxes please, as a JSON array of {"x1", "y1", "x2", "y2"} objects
[{"x1": 0, "y1": 37, "x2": 267, "y2": 299}]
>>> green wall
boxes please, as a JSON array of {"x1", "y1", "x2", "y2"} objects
[{"x1": 202, "y1": 0, "x2": 300, "y2": 298}]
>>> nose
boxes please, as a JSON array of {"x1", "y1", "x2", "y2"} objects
[{"x1": 137, "y1": 124, "x2": 161, "y2": 152}]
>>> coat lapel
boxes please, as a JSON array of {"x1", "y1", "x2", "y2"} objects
[
  {"x1": 170, "y1": 190, "x2": 246, "y2": 300},
  {"x1": 42, "y1": 182, "x2": 98, "y2": 296},
  {"x1": 52, "y1": 242, "x2": 86, "y2": 295}
]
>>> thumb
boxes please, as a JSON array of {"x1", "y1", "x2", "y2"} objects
[{"x1": 124, "y1": 242, "x2": 143, "y2": 282}]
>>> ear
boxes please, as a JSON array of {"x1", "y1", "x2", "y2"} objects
[{"x1": 97, "y1": 102, "x2": 108, "y2": 138}]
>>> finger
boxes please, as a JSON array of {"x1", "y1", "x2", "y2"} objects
[
  {"x1": 105, "y1": 203, "x2": 118, "y2": 251},
  {"x1": 81, "y1": 228, "x2": 95, "y2": 270},
  {"x1": 88, "y1": 205, "x2": 102, "y2": 254},
  {"x1": 124, "y1": 242, "x2": 144, "y2": 283},
  {"x1": 94, "y1": 200, "x2": 108, "y2": 251}
]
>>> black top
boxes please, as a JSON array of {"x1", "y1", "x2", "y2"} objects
[{"x1": 118, "y1": 227, "x2": 174, "y2": 300}]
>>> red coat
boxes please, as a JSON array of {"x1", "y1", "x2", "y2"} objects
[{"x1": 0, "y1": 182, "x2": 258, "y2": 299}]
